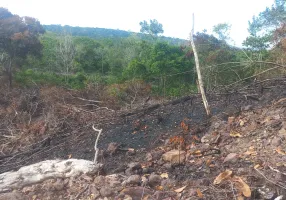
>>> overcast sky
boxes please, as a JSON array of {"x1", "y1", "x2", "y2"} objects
[{"x1": 1, "y1": 0, "x2": 274, "y2": 46}]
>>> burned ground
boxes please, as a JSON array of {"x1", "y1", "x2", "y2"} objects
[{"x1": 0, "y1": 79, "x2": 286, "y2": 199}]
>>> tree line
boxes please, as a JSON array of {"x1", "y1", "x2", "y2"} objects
[{"x1": 0, "y1": 0, "x2": 285, "y2": 97}]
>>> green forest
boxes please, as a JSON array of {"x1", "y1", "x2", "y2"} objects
[{"x1": 0, "y1": 0, "x2": 285, "y2": 97}]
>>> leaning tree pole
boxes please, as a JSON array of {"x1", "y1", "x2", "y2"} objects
[{"x1": 189, "y1": 14, "x2": 211, "y2": 116}]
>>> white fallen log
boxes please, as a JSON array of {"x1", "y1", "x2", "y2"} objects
[{"x1": 0, "y1": 159, "x2": 103, "y2": 193}]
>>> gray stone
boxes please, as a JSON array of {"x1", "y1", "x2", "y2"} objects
[
  {"x1": 128, "y1": 162, "x2": 141, "y2": 169},
  {"x1": 271, "y1": 136, "x2": 282, "y2": 146},
  {"x1": 148, "y1": 173, "x2": 162, "y2": 187},
  {"x1": 126, "y1": 175, "x2": 141, "y2": 185},
  {"x1": 100, "y1": 187, "x2": 113, "y2": 197}
]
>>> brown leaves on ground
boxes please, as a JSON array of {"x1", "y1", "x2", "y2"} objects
[
  {"x1": 232, "y1": 176, "x2": 251, "y2": 198},
  {"x1": 214, "y1": 170, "x2": 251, "y2": 198},
  {"x1": 276, "y1": 147, "x2": 286, "y2": 155},
  {"x1": 196, "y1": 188, "x2": 204, "y2": 198},
  {"x1": 174, "y1": 185, "x2": 187, "y2": 193},
  {"x1": 213, "y1": 170, "x2": 233, "y2": 185},
  {"x1": 244, "y1": 146, "x2": 257, "y2": 156}
]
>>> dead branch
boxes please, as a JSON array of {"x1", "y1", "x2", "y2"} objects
[
  {"x1": 190, "y1": 13, "x2": 211, "y2": 116},
  {"x1": 68, "y1": 92, "x2": 102, "y2": 103},
  {"x1": 92, "y1": 125, "x2": 102, "y2": 164},
  {"x1": 74, "y1": 96, "x2": 102, "y2": 103},
  {"x1": 254, "y1": 168, "x2": 286, "y2": 190},
  {"x1": 273, "y1": 98, "x2": 286, "y2": 106},
  {"x1": 225, "y1": 65, "x2": 282, "y2": 88},
  {"x1": 268, "y1": 165, "x2": 286, "y2": 176},
  {"x1": 120, "y1": 95, "x2": 193, "y2": 117}
]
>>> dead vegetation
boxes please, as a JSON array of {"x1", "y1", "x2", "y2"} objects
[{"x1": 0, "y1": 78, "x2": 286, "y2": 199}]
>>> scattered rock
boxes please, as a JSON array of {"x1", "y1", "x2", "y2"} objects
[
  {"x1": 162, "y1": 150, "x2": 186, "y2": 164},
  {"x1": 100, "y1": 186, "x2": 114, "y2": 197},
  {"x1": 271, "y1": 136, "x2": 282, "y2": 146},
  {"x1": 119, "y1": 187, "x2": 153, "y2": 200},
  {"x1": 125, "y1": 162, "x2": 142, "y2": 175},
  {"x1": 148, "y1": 173, "x2": 162, "y2": 187},
  {"x1": 128, "y1": 162, "x2": 141, "y2": 169},
  {"x1": 125, "y1": 175, "x2": 141, "y2": 185}
]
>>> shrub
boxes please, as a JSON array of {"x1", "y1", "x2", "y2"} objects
[{"x1": 15, "y1": 69, "x2": 87, "y2": 89}]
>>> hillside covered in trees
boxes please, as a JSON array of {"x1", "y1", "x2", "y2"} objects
[
  {"x1": 0, "y1": 1, "x2": 285, "y2": 98},
  {"x1": 43, "y1": 24, "x2": 185, "y2": 45}
]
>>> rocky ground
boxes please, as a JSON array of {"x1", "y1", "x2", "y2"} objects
[{"x1": 0, "y1": 79, "x2": 286, "y2": 199}]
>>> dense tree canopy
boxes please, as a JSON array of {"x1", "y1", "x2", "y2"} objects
[
  {"x1": 0, "y1": 7, "x2": 45, "y2": 86},
  {"x1": 243, "y1": 0, "x2": 286, "y2": 50}
]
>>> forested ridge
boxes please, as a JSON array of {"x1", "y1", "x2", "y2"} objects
[{"x1": 43, "y1": 24, "x2": 185, "y2": 44}]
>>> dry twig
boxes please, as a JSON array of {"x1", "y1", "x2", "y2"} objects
[
  {"x1": 92, "y1": 125, "x2": 102, "y2": 164},
  {"x1": 254, "y1": 168, "x2": 286, "y2": 190}
]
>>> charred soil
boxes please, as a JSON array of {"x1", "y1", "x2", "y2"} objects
[{"x1": 0, "y1": 79, "x2": 286, "y2": 199}]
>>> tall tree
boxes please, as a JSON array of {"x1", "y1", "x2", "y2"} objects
[
  {"x1": 56, "y1": 33, "x2": 76, "y2": 78},
  {"x1": 212, "y1": 23, "x2": 232, "y2": 42},
  {"x1": 243, "y1": 0, "x2": 286, "y2": 50},
  {"x1": 0, "y1": 7, "x2": 45, "y2": 87},
  {"x1": 139, "y1": 19, "x2": 164, "y2": 37}
]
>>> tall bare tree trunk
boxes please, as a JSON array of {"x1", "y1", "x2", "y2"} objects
[
  {"x1": 190, "y1": 14, "x2": 211, "y2": 116},
  {"x1": 57, "y1": 33, "x2": 75, "y2": 82}
]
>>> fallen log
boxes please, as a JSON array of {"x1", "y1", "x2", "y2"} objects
[
  {"x1": 0, "y1": 159, "x2": 103, "y2": 193},
  {"x1": 120, "y1": 95, "x2": 193, "y2": 117}
]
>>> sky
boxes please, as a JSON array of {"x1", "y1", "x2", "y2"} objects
[{"x1": 1, "y1": 0, "x2": 275, "y2": 46}]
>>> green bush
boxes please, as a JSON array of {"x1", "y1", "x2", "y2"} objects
[{"x1": 15, "y1": 69, "x2": 87, "y2": 89}]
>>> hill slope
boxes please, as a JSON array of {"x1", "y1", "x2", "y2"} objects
[{"x1": 43, "y1": 24, "x2": 186, "y2": 45}]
